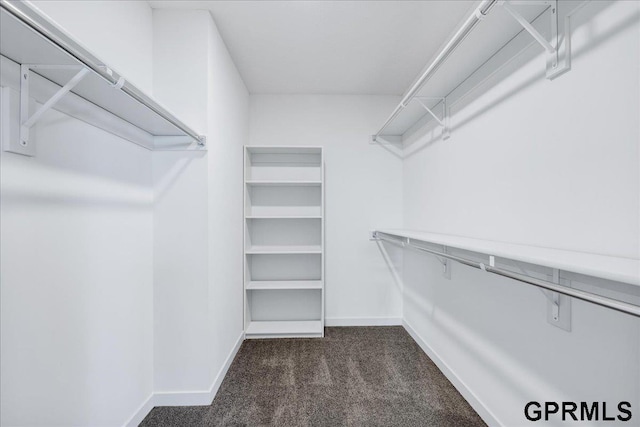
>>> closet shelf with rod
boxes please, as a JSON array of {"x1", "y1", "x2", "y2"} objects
[
  {"x1": 0, "y1": 0, "x2": 206, "y2": 154},
  {"x1": 372, "y1": 0, "x2": 578, "y2": 143},
  {"x1": 373, "y1": 229, "x2": 640, "y2": 319}
]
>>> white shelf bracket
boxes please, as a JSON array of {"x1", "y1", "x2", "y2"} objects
[
  {"x1": 370, "y1": 134, "x2": 402, "y2": 145},
  {"x1": 17, "y1": 64, "x2": 89, "y2": 154},
  {"x1": 543, "y1": 268, "x2": 572, "y2": 331},
  {"x1": 500, "y1": 0, "x2": 571, "y2": 79},
  {"x1": 441, "y1": 246, "x2": 451, "y2": 280},
  {"x1": 414, "y1": 97, "x2": 450, "y2": 140}
]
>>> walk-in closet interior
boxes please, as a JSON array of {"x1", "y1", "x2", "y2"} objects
[{"x1": 1, "y1": 0, "x2": 638, "y2": 426}]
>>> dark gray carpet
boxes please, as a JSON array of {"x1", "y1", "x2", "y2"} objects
[{"x1": 141, "y1": 327, "x2": 485, "y2": 427}]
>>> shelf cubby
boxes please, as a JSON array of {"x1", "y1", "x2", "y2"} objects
[
  {"x1": 247, "y1": 289, "x2": 322, "y2": 321},
  {"x1": 245, "y1": 184, "x2": 322, "y2": 217},
  {"x1": 246, "y1": 254, "x2": 322, "y2": 281},
  {"x1": 245, "y1": 146, "x2": 322, "y2": 182},
  {"x1": 246, "y1": 217, "x2": 321, "y2": 248}
]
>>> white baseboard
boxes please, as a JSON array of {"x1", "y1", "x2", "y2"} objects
[
  {"x1": 123, "y1": 331, "x2": 245, "y2": 426},
  {"x1": 206, "y1": 331, "x2": 245, "y2": 401},
  {"x1": 325, "y1": 317, "x2": 402, "y2": 326},
  {"x1": 124, "y1": 393, "x2": 155, "y2": 427},
  {"x1": 153, "y1": 390, "x2": 211, "y2": 407},
  {"x1": 402, "y1": 319, "x2": 501, "y2": 427}
]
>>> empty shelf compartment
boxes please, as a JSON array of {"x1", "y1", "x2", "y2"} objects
[
  {"x1": 246, "y1": 218, "x2": 321, "y2": 248},
  {"x1": 246, "y1": 253, "x2": 322, "y2": 281},
  {"x1": 246, "y1": 146, "x2": 322, "y2": 181},
  {"x1": 246, "y1": 184, "x2": 321, "y2": 217}
]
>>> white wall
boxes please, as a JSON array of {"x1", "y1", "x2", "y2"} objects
[
  {"x1": 2, "y1": 3, "x2": 249, "y2": 423},
  {"x1": 249, "y1": 95, "x2": 404, "y2": 325},
  {"x1": 152, "y1": 8, "x2": 248, "y2": 400},
  {"x1": 152, "y1": 9, "x2": 211, "y2": 395},
  {"x1": 30, "y1": 0, "x2": 155, "y2": 95},
  {"x1": 205, "y1": 11, "x2": 248, "y2": 386},
  {"x1": 1, "y1": 2, "x2": 155, "y2": 426},
  {"x1": 400, "y1": 1, "x2": 640, "y2": 425}
]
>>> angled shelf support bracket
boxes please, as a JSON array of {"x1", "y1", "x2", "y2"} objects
[
  {"x1": 506, "y1": 257, "x2": 572, "y2": 331},
  {"x1": 15, "y1": 64, "x2": 89, "y2": 156},
  {"x1": 413, "y1": 97, "x2": 450, "y2": 140},
  {"x1": 370, "y1": 135, "x2": 402, "y2": 145},
  {"x1": 500, "y1": 0, "x2": 571, "y2": 80}
]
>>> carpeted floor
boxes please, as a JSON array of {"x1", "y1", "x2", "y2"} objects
[{"x1": 141, "y1": 327, "x2": 485, "y2": 426}]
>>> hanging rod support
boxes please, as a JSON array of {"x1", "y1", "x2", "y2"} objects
[
  {"x1": 500, "y1": 1, "x2": 555, "y2": 53},
  {"x1": 414, "y1": 98, "x2": 444, "y2": 126},
  {"x1": 499, "y1": 0, "x2": 571, "y2": 79},
  {"x1": 19, "y1": 64, "x2": 90, "y2": 152},
  {"x1": 413, "y1": 97, "x2": 450, "y2": 140},
  {"x1": 372, "y1": 0, "x2": 498, "y2": 140}
]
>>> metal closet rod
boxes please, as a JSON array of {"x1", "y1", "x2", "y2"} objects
[
  {"x1": 375, "y1": 232, "x2": 640, "y2": 319},
  {"x1": 0, "y1": 0, "x2": 205, "y2": 146},
  {"x1": 374, "y1": 0, "x2": 498, "y2": 138}
]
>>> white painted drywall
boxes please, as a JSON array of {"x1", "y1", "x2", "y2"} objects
[
  {"x1": 0, "y1": 86, "x2": 154, "y2": 427},
  {"x1": 1, "y1": 3, "x2": 248, "y2": 422},
  {"x1": 249, "y1": 95, "x2": 404, "y2": 325},
  {"x1": 205, "y1": 12, "x2": 249, "y2": 386},
  {"x1": 152, "y1": 8, "x2": 247, "y2": 397},
  {"x1": 399, "y1": 1, "x2": 640, "y2": 425},
  {"x1": 152, "y1": 9, "x2": 211, "y2": 394},
  {"x1": 1, "y1": 2, "x2": 156, "y2": 426},
  {"x1": 148, "y1": 0, "x2": 475, "y2": 95},
  {"x1": 29, "y1": 0, "x2": 155, "y2": 94}
]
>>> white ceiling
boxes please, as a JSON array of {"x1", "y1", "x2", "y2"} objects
[{"x1": 148, "y1": 1, "x2": 477, "y2": 95}]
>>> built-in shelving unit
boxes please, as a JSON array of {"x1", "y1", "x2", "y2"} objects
[
  {"x1": 244, "y1": 146, "x2": 324, "y2": 338},
  {"x1": 0, "y1": 0, "x2": 205, "y2": 153}
]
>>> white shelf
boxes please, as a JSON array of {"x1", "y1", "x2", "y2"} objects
[
  {"x1": 377, "y1": 229, "x2": 640, "y2": 286},
  {"x1": 245, "y1": 215, "x2": 322, "y2": 219},
  {"x1": 246, "y1": 181, "x2": 322, "y2": 187},
  {"x1": 245, "y1": 245, "x2": 322, "y2": 255},
  {"x1": 245, "y1": 320, "x2": 323, "y2": 338},
  {"x1": 246, "y1": 146, "x2": 322, "y2": 155},
  {"x1": 0, "y1": 2, "x2": 204, "y2": 150},
  {"x1": 246, "y1": 280, "x2": 323, "y2": 291}
]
